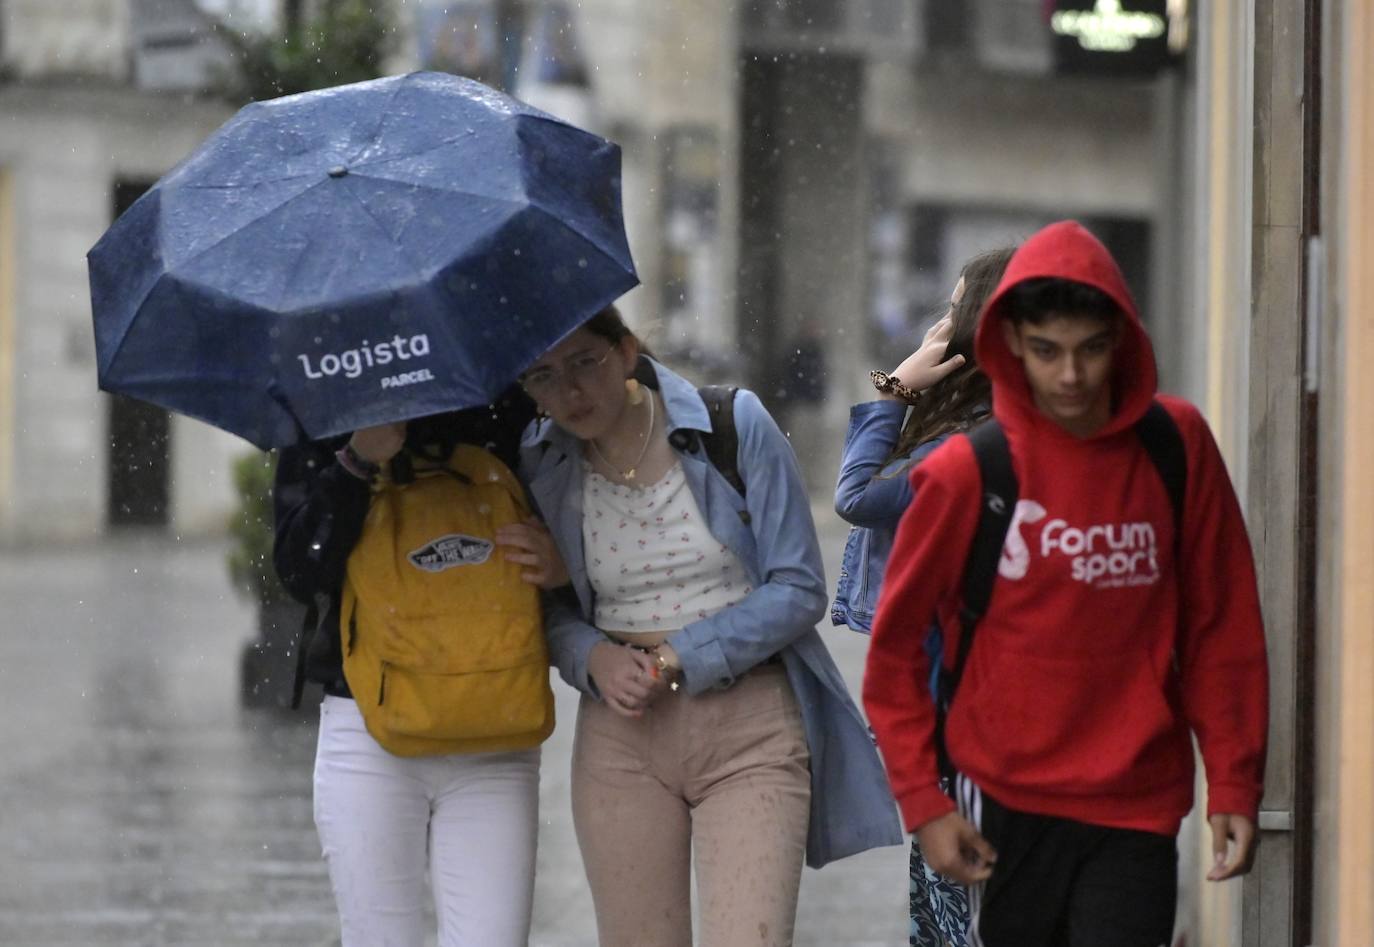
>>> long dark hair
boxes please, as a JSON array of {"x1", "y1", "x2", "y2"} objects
[
  {"x1": 884, "y1": 246, "x2": 1015, "y2": 467},
  {"x1": 580, "y1": 304, "x2": 636, "y2": 345},
  {"x1": 580, "y1": 304, "x2": 659, "y2": 373}
]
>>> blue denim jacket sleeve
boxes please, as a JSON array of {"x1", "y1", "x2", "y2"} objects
[
  {"x1": 833, "y1": 401, "x2": 941, "y2": 531},
  {"x1": 667, "y1": 390, "x2": 829, "y2": 695},
  {"x1": 542, "y1": 586, "x2": 603, "y2": 697}
]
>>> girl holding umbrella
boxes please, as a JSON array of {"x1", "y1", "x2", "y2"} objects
[{"x1": 273, "y1": 395, "x2": 551, "y2": 947}]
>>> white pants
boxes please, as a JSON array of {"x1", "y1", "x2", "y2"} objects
[{"x1": 313, "y1": 695, "x2": 541, "y2": 947}]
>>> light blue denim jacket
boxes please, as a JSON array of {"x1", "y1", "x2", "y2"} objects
[
  {"x1": 831, "y1": 400, "x2": 948, "y2": 633},
  {"x1": 519, "y1": 358, "x2": 903, "y2": 868}
]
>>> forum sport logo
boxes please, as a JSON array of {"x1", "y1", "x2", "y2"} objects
[
  {"x1": 998, "y1": 499, "x2": 1161, "y2": 589},
  {"x1": 296, "y1": 333, "x2": 436, "y2": 390}
]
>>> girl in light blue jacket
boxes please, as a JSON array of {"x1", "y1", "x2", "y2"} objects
[
  {"x1": 511, "y1": 306, "x2": 901, "y2": 947},
  {"x1": 832, "y1": 246, "x2": 1013, "y2": 947}
]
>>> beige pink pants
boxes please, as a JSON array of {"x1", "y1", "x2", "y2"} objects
[{"x1": 571, "y1": 662, "x2": 812, "y2": 947}]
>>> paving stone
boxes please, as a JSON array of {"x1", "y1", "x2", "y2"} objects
[{"x1": 0, "y1": 513, "x2": 904, "y2": 945}]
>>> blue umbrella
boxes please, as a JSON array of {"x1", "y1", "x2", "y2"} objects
[{"x1": 88, "y1": 71, "x2": 638, "y2": 449}]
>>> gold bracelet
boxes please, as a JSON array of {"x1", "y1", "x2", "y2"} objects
[
  {"x1": 870, "y1": 369, "x2": 920, "y2": 403},
  {"x1": 653, "y1": 648, "x2": 681, "y2": 692}
]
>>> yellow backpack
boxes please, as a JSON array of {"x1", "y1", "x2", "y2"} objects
[{"x1": 340, "y1": 444, "x2": 554, "y2": 757}]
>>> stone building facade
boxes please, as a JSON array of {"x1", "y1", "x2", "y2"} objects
[
  {"x1": 0, "y1": 0, "x2": 239, "y2": 543},
  {"x1": 0, "y1": 0, "x2": 1196, "y2": 539}
]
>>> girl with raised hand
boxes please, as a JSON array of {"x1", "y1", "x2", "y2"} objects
[
  {"x1": 512, "y1": 305, "x2": 902, "y2": 947},
  {"x1": 832, "y1": 246, "x2": 1014, "y2": 947}
]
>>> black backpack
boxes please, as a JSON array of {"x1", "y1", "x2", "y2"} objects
[
  {"x1": 670, "y1": 385, "x2": 748, "y2": 520},
  {"x1": 933, "y1": 401, "x2": 1187, "y2": 779}
]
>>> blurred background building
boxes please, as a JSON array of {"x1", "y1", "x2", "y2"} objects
[
  {"x1": 1, "y1": 0, "x2": 1371, "y2": 944},
  {"x1": 0, "y1": 0, "x2": 239, "y2": 543},
  {"x1": 0, "y1": 0, "x2": 1197, "y2": 534}
]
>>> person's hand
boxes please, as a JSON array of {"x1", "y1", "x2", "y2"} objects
[
  {"x1": 587, "y1": 642, "x2": 661, "y2": 718},
  {"x1": 915, "y1": 811, "x2": 998, "y2": 885},
  {"x1": 495, "y1": 517, "x2": 569, "y2": 588},
  {"x1": 349, "y1": 422, "x2": 406, "y2": 465},
  {"x1": 887, "y1": 315, "x2": 966, "y2": 395},
  {"x1": 1206, "y1": 813, "x2": 1258, "y2": 881}
]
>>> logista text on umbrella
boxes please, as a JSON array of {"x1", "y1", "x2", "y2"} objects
[{"x1": 297, "y1": 333, "x2": 432, "y2": 383}]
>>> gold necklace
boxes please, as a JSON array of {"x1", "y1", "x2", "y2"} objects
[{"x1": 589, "y1": 393, "x2": 656, "y2": 482}]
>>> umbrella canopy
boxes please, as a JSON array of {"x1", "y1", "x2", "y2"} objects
[{"x1": 89, "y1": 71, "x2": 638, "y2": 449}]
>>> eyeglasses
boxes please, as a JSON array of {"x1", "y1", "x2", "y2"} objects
[{"x1": 519, "y1": 345, "x2": 615, "y2": 399}]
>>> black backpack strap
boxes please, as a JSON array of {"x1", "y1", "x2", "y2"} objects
[
  {"x1": 289, "y1": 600, "x2": 320, "y2": 710},
  {"x1": 697, "y1": 386, "x2": 745, "y2": 499},
  {"x1": 1133, "y1": 400, "x2": 1187, "y2": 532},
  {"x1": 948, "y1": 420, "x2": 1019, "y2": 699},
  {"x1": 933, "y1": 419, "x2": 1017, "y2": 782}
]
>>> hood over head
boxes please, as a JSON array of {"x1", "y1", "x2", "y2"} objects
[{"x1": 974, "y1": 220, "x2": 1157, "y2": 440}]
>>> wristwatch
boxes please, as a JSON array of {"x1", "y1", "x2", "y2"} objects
[
  {"x1": 336, "y1": 442, "x2": 381, "y2": 481},
  {"x1": 654, "y1": 648, "x2": 681, "y2": 692},
  {"x1": 870, "y1": 369, "x2": 920, "y2": 403}
]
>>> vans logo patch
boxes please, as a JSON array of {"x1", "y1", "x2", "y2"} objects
[{"x1": 408, "y1": 534, "x2": 493, "y2": 572}]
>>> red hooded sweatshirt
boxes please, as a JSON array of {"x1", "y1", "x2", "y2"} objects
[{"x1": 863, "y1": 221, "x2": 1268, "y2": 836}]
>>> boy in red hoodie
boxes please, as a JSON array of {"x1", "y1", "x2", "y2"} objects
[{"x1": 863, "y1": 221, "x2": 1268, "y2": 946}]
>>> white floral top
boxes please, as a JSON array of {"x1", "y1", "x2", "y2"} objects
[{"x1": 582, "y1": 460, "x2": 754, "y2": 634}]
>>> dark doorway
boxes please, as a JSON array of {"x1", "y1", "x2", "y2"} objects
[
  {"x1": 107, "y1": 394, "x2": 170, "y2": 527},
  {"x1": 736, "y1": 52, "x2": 863, "y2": 414},
  {"x1": 106, "y1": 179, "x2": 170, "y2": 529},
  {"x1": 1291, "y1": 0, "x2": 1322, "y2": 939},
  {"x1": 736, "y1": 54, "x2": 788, "y2": 402},
  {"x1": 1081, "y1": 215, "x2": 1153, "y2": 333}
]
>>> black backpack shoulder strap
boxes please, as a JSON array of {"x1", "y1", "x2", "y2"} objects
[
  {"x1": 290, "y1": 599, "x2": 320, "y2": 710},
  {"x1": 1133, "y1": 400, "x2": 1187, "y2": 532},
  {"x1": 697, "y1": 385, "x2": 745, "y2": 499},
  {"x1": 950, "y1": 419, "x2": 1018, "y2": 696}
]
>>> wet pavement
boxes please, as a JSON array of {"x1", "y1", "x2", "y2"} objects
[{"x1": 0, "y1": 509, "x2": 905, "y2": 946}]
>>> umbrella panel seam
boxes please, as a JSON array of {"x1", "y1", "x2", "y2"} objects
[
  {"x1": 180, "y1": 173, "x2": 318, "y2": 190},
  {"x1": 341, "y1": 170, "x2": 530, "y2": 214},
  {"x1": 344, "y1": 78, "x2": 410, "y2": 170},
  {"x1": 160, "y1": 178, "x2": 334, "y2": 289},
  {"x1": 341, "y1": 177, "x2": 434, "y2": 292},
  {"x1": 522, "y1": 202, "x2": 632, "y2": 284}
]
